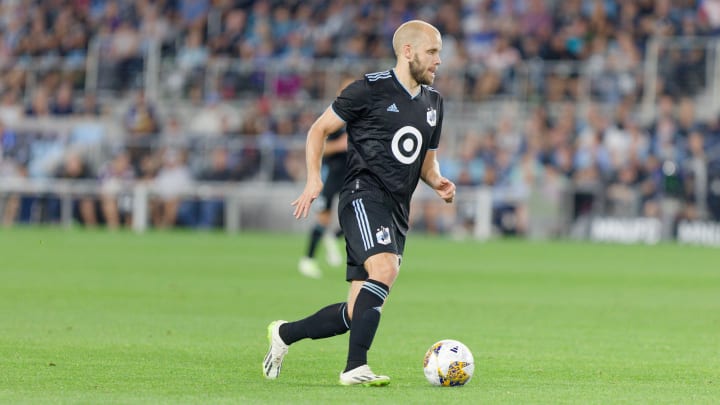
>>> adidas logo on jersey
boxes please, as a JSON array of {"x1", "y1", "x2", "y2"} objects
[{"x1": 386, "y1": 103, "x2": 399, "y2": 112}]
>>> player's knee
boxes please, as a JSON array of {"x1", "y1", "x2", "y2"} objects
[
  {"x1": 364, "y1": 253, "x2": 399, "y2": 286},
  {"x1": 372, "y1": 268, "x2": 398, "y2": 287}
]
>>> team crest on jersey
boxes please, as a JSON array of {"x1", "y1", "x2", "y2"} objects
[
  {"x1": 426, "y1": 108, "x2": 437, "y2": 127},
  {"x1": 376, "y1": 226, "x2": 391, "y2": 245}
]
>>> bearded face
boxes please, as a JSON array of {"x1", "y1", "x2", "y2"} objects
[{"x1": 409, "y1": 53, "x2": 434, "y2": 86}]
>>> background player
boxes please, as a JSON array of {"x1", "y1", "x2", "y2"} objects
[
  {"x1": 297, "y1": 79, "x2": 353, "y2": 279},
  {"x1": 264, "y1": 20, "x2": 456, "y2": 386}
]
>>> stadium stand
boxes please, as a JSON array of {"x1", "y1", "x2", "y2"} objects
[{"x1": 1, "y1": 0, "x2": 719, "y2": 242}]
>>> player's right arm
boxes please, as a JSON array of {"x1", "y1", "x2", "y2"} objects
[
  {"x1": 291, "y1": 107, "x2": 345, "y2": 219},
  {"x1": 323, "y1": 132, "x2": 347, "y2": 156}
]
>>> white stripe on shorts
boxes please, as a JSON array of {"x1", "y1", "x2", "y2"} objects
[{"x1": 352, "y1": 198, "x2": 374, "y2": 251}]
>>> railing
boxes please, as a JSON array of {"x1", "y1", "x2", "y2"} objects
[
  {"x1": 5, "y1": 114, "x2": 720, "y2": 220},
  {"x1": 0, "y1": 178, "x2": 249, "y2": 233},
  {"x1": 4, "y1": 176, "x2": 719, "y2": 246},
  {"x1": 0, "y1": 118, "x2": 312, "y2": 183},
  {"x1": 641, "y1": 36, "x2": 720, "y2": 122},
  {"x1": 0, "y1": 178, "x2": 493, "y2": 237}
]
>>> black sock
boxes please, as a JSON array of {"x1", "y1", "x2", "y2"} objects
[
  {"x1": 306, "y1": 225, "x2": 325, "y2": 258},
  {"x1": 345, "y1": 279, "x2": 389, "y2": 372},
  {"x1": 279, "y1": 303, "x2": 351, "y2": 345}
]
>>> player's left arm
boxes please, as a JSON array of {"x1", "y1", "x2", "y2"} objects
[{"x1": 421, "y1": 150, "x2": 456, "y2": 203}]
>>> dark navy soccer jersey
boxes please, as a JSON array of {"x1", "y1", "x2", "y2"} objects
[{"x1": 331, "y1": 69, "x2": 444, "y2": 234}]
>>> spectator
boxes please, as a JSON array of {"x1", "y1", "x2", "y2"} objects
[
  {"x1": 98, "y1": 150, "x2": 135, "y2": 229},
  {"x1": 55, "y1": 8, "x2": 89, "y2": 67},
  {"x1": 267, "y1": 115, "x2": 301, "y2": 181},
  {"x1": 209, "y1": 9, "x2": 246, "y2": 56},
  {"x1": 676, "y1": 97, "x2": 699, "y2": 138},
  {"x1": 495, "y1": 114, "x2": 523, "y2": 156},
  {"x1": 139, "y1": 2, "x2": 172, "y2": 52},
  {"x1": 1, "y1": 18, "x2": 24, "y2": 59},
  {"x1": 78, "y1": 92, "x2": 103, "y2": 117},
  {"x1": 698, "y1": 0, "x2": 720, "y2": 35},
  {"x1": 652, "y1": 115, "x2": 682, "y2": 163},
  {"x1": 151, "y1": 149, "x2": 194, "y2": 228},
  {"x1": 123, "y1": 90, "x2": 161, "y2": 171},
  {"x1": 520, "y1": 0, "x2": 553, "y2": 42},
  {"x1": 110, "y1": 20, "x2": 142, "y2": 91},
  {"x1": 177, "y1": 28, "x2": 208, "y2": 72},
  {"x1": 25, "y1": 87, "x2": 51, "y2": 117},
  {"x1": 50, "y1": 82, "x2": 75, "y2": 116},
  {"x1": 626, "y1": 117, "x2": 652, "y2": 167},
  {"x1": 0, "y1": 90, "x2": 23, "y2": 125},
  {"x1": 159, "y1": 115, "x2": 190, "y2": 151},
  {"x1": 187, "y1": 92, "x2": 236, "y2": 137},
  {"x1": 681, "y1": 130, "x2": 709, "y2": 220},
  {"x1": 0, "y1": 119, "x2": 25, "y2": 226},
  {"x1": 17, "y1": 11, "x2": 53, "y2": 58},
  {"x1": 639, "y1": 154, "x2": 664, "y2": 217},
  {"x1": 472, "y1": 35, "x2": 520, "y2": 100},
  {"x1": 270, "y1": 4, "x2": 294, "y2": 47},
  {"x1": 230, "y1": 142, "x2": 261, "y2": 181},
  {"x1": 196, "y1": 147, "x2": 233, "y2": 229},
  {"x1": 606, "y1": 163, "x2": 641, "y2": 216},
  {"x1": 92, "y1": 0, "x2": 123, "y2": 32},
  {"x1": 51, "y1": 152, "x2": 98, "y2": 227},
  {"x1": 180, "y1": 0, "x2": 210, "y2": 32},
  {"x1": 463, "y1": 0, "x2": 497, "y2": 63},
  {"x1": 444, "y1": 132, "x2": 485, "y2": 187},
  {"x1": 0, "y1": 32, "x2": 10, "y2": 62}
]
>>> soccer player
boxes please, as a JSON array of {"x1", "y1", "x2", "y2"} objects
[
  {"x1": 297, "y1": 80, "x2": 353, "y2": 279},
  {"x1": 264, "y1": 20, "x2": 456, "y2": 386}
]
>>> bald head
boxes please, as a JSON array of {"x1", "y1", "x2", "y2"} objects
[{"x1": 392, "y1": 20, "x2": 441, "y2": 57}]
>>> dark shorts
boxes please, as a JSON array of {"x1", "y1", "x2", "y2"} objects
[
  {"x1": 318, "y1": 166, "x2": 345, "y2": 211},
  {"x1": 338, "y1": 191, "x2": 405, "y2": 281}
]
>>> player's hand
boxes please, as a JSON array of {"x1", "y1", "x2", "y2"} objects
[
  {"x1": 434, "y1": 177, "x2": 456, "y2": 203},
  {"x1": 291, "y1": 178, "x2": 323, "y2": 219}
]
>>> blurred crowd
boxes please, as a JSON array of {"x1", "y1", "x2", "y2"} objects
[
  {"x1": 1, "y1": 0, "x2": 717, "y2": 99},
  {"x1": 2, "y1": 0, "x2": 720, "y2": 232},
  {"x1": 425, "y1": 96, "x2": 720, "y2": 236}
]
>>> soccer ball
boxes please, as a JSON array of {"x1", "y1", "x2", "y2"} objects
[{"x1": 422, "y1": 339, "x2": 474, "y2": 387}]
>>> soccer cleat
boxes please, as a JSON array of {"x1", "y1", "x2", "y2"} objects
[
  {"x1": 263, "y1": 320, "x2": 289, "y2": 379},
  {"x1": 298, "y1": 257, "x2": 322, "y2": 278},
  {"x1": 324, "y1": 234, "x2": 343, "y2": 267},
  {"x1": 339, "y1": 365, "x2": 391, "y2": 386}
]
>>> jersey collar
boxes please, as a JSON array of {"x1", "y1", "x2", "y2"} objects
[{"x1": 391, "y1": 69, "x2": 421, "y2": 99}]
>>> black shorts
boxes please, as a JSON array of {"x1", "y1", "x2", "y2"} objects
[
  {"x1": 338, "y1": 191, "x2": 405, "y2": 281},
  {"x1": 318, "y1": 169, "x2": 345, "y2": 212}
]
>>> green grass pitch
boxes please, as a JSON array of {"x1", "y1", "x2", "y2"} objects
[{"x1": 1, "y1": 228, "x2": 719, "y2": 404}]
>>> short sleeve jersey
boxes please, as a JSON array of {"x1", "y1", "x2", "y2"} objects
[{"x1": 331, "y1": 69, "x2": 444, "y2": 232}]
